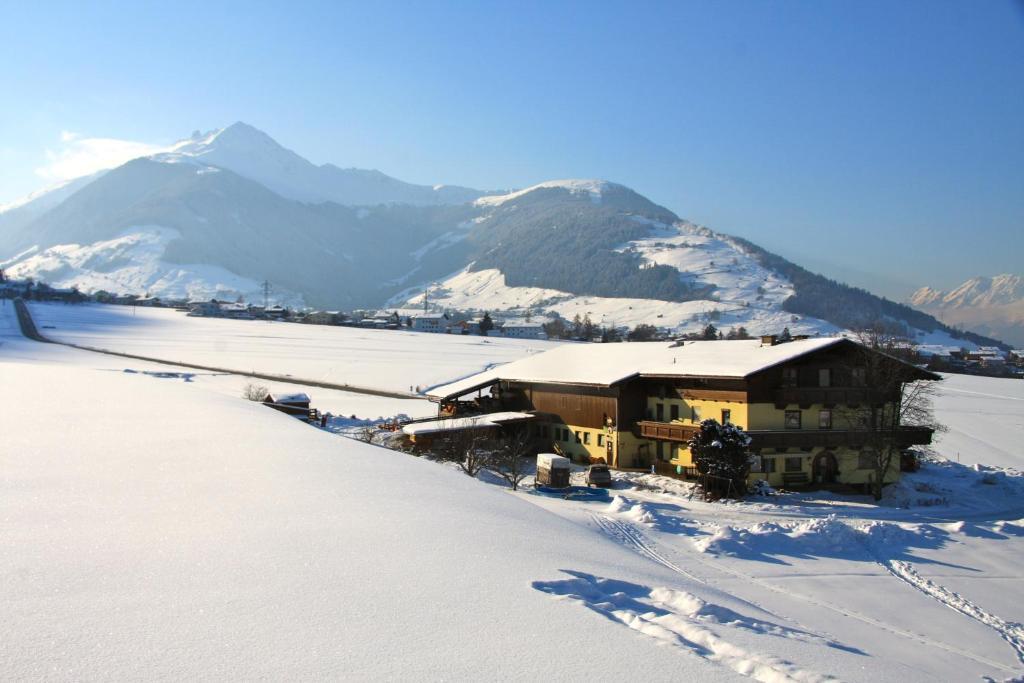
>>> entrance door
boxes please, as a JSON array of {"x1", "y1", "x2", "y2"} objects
[{"x1": 812, "y1": 451, "x2": 839, "y2": 484}]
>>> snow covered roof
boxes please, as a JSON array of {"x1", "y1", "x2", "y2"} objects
[
  {"x1": 402, "y1": 412, "x2": 534, "y2": 436},
  {"x1": 267, "y1": 393, "x2": 310, "y2": 404},
  {"x1": 429, "y1": 338, "x2": 847, "y2": 399}
]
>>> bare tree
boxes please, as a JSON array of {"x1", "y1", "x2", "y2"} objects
[
  {"x1": 242, "y1": 383, "x2": 270, "y2": 401},
  {"x1": 433, "y1": 428, "x2": 492, "y2": 477},
  {"x1": 355, "y1": 424, "x2": 378, "y2": 444},
  {"x1": 487, "y1": 427, "x2": 535, "y2": 490},
  {"x1": 837, "y1": 327, "x2": 943, "y2": 500}
]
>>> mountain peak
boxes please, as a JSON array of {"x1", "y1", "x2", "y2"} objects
[{"x1": 474, "y1": 179, "x2": 615, "y2": 207}]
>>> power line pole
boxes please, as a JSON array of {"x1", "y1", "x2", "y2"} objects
[{"x1": 262, "y1": 279, "x2": 271, "y2": 320}]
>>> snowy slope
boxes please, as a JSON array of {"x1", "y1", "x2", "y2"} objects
[
  {"x1": 391, "y1": 218, "x2": 843, "y2": 337},
  {"x1": 932, "y1": 373, "x2": 1024, "y2": 469},
  {"x1": 4, "y1": 304, "x2": 1023, "y2": 680},
  {"x1": 28, "y1": 302, "x2": 557, "y2": 394},
  {"x1": 0, "y1": 307, "x2": 848, "y2": 681},
  {"x1": 474, "y1": 178, "x2": 611, "y2": 206},
  {"x1": 5, "y1": 227, "x2": 304, "y2": 306}
]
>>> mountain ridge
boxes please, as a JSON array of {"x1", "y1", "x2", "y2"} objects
[
  {"x1": 0, "y1": 122, "x2": 1009, "y2": 348},
  {"x1": 909, "y1": 274, "x2": 1023, "y2": 347}
]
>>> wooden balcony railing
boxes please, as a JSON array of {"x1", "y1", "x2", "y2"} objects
[{"x1": 638, "y1": 421, "x2": 934, "y2": 450}]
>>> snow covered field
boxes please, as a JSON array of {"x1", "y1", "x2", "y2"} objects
[
  {"x1": 933, "y1": 372, "x2": 1024, "y2": 469},
  {"x1": 3, "y1": 301, "x2": 1023, "y2": 680},
  {"x1": 27, "y1": 302, "x2": 555, "y2": 396}
]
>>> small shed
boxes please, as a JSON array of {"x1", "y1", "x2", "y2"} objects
[{"x1": 264, "y1": 392, "x2": 311, "y2": 418}]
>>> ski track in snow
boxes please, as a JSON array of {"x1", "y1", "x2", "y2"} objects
[
  {"x1": 591, "y1": 512, "x2": 1021, "y2": 675},
  {"x1": 876, "y1": 557, "x2": 1024, "y2": 665}
]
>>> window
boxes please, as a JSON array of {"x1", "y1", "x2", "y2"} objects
[
  {"x1": 656, "y1": 441, "x2": 666, "y2": 461},
  {"x1": 819, "y1": 368, "x2": 831, "y2": 388},
  {"x1": 785, "y1": 456, "x2": 803, "y2": 472},
  {"x1": 574, "y1": 431, "x2": 581, "y2": 444},
  {"x1": 782, "y1": 367, "x2": 798, "y2": 387},
  {"x1": 656, "y1": 403, "x2": 664, "y2": 421},
  {"x1": 851, "y1": 367, "x2": 866, "y2": 387},
  {"x1": 583, "y1": 432, "x2": 591, "y2": 445},
  {"x1": 818, "y1": 409, "x2": 832, "y2": 430},
  {"x1": 597, "y1": 434, "x2": 604, "y2": 447},
  {"x1": 785, "y1": 410, "x2": 802, "y2": 429},
  {"x1": 721, "y1": 409, "x2": 731, "y2": 425},
  {"x1": 670, "y1": 404, "x2": 680, "y2": 421},
  {"x1": 691, "y1": 406, "x2": 702, "y2": 422},
  {"x1": 858, "y1": 451, "x2": 876, "y2": 470},
  {"x1": 761, "y1": 456, "x2": 776, "y2": 473},
  {"x1": 561, "y1": 428, "x2": 569, "y2": 442}
]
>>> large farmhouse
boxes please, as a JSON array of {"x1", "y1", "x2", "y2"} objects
[{"x1": 428, "y1": 336, "x2": 938, "y2": 490}]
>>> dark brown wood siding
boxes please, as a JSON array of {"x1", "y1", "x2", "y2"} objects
[{"x1": 508, "y1": 382, "x2": 618, "y2": 429}]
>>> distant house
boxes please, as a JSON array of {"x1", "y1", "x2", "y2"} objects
[
  {"x1": 412, "y1": 313, "x2": 447, "y2": 333},
  {"x1": 264, "y1": 392, "x2": 311, "y2": 418},
  {"x1": 264, "y1": 305, "x2": 289, "y2": 319},
  {"x1": 447, "y1": 319, "x2": 480, "y2": 335},
  {"x1": 500, "y1": 322, "x2": 547, "y2": 340},
  {"x1": 1009, "y1": 350, "x2": 1024, "y2": 368},
  {"x1": 304, "y1": 310, "x2": 345, "y2": 325},
  {"x1": 218, "y1": 302, "x2": 252, "y2": 319},
  {"x1": 187, "y1": 301, "x2": 220, "y2": 317}
]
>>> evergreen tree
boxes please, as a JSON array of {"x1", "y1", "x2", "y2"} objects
[
  {"x1": 582, "y1": 314, "x2": 595, "y2": 340},
  {"x1": 701, "y1": 324, "x2": 718, "y2": 340},
  {"x1": 688, "y1": 419, "x2": 753, "y2": 499},
  {"x1": 479, "y1": 311, "x2": 494, "y2": 336}
]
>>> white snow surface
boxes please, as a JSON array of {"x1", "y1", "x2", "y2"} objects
[
  {"x1": 4, "y1": 227, "x2": 305, "y2": 307},
  {"x1": 401, "y1": 411, "x2": 534, "y2": 436},
  {"x1": 473, "y1": 178, "x2": 609, "y2": 206},
  {"x1": 0, "y1": 308, "x2": 735, "y2": 680},
  {"x1": 932, "y1": 372, "x2": 1024, "y2": 470},
  {"x1": 2, "y1": 302, "x2": 1023, "y2": 680},
  {"x1": 27, "y1": 302, "x2": 556, "y2": 395}
]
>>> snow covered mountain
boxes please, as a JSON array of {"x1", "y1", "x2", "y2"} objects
[
  {"x1": 0, "y1": 123, "x2": 1007, "y2": 346},
  {"x1": 154, "y1": 122, "x2": 486, "y2": 206},
  {"x1": 910, "y1": 275, "x2": 1024, "y2": 346}
]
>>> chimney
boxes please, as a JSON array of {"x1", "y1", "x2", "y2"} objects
[{"x1": 760, "y1": 335, "x2": 778, "y2": 347}]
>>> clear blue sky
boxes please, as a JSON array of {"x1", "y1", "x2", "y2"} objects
[{"x1": 2, "y1": 0, "x2": 1021, "y2": 298}]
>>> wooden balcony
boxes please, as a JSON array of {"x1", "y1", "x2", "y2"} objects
[
  {"x1": 637, "y1": 420, "x2": 698, "y2": 442},
  {"x1": 638, "y1": 421, "x2": 934, "y2": 450}
]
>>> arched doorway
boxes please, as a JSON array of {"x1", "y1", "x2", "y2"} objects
[{"x1": 812, "y1": 451, "x2": 839, "y2": 484}]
